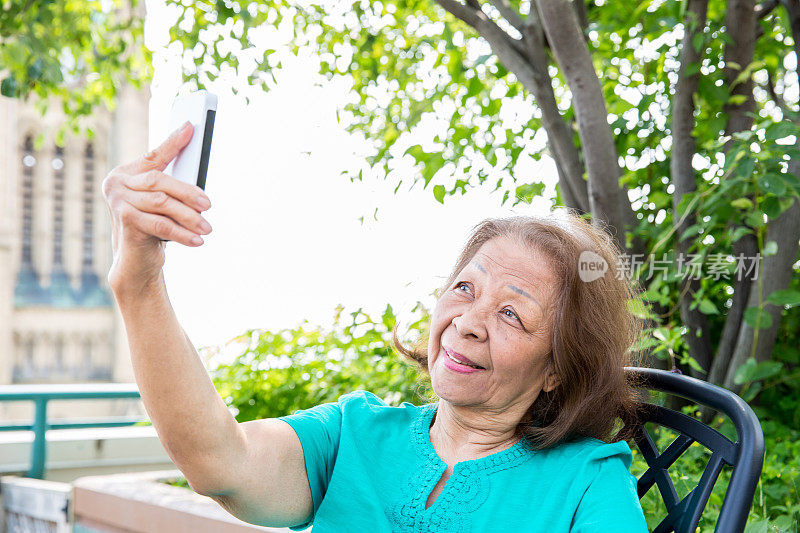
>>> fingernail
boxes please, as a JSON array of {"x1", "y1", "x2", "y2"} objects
[
  {"x1": 180, "y1": 121, "x2": 192, "y2": 132},
  {"x1": 197, "y1": 196, "x2": 211, "y2": 209},
  {"x1": 191, "y1": 236, "x2": 203, "y2": 245},
  {"x1": 199, "y1": 220, "x2": 212, "y2": 233}
]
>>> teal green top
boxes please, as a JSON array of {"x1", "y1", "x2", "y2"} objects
[{"x1": 278, "y1": 390, "x2": 648, "y2": 532}]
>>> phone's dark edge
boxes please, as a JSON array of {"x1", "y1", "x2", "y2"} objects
[{"x1": 197, "y1": 109, "x2": 216, "y2": 190}]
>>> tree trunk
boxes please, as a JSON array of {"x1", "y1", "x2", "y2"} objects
[
  {"x1": 535, "y1": 0, "x2": 635, "y2": 253},
  {"x1": 723, "y1": 192, "x2": 800, "y2": 390},
  {"x1": 670, "y1": 0, "x2": 713, "y2": 378},
  {"x1": 710, "y1": 0, "x2": 758, "y2": 386},
  {"x1": 707, "y1": 233, "x2": 759, "y2": 385}
]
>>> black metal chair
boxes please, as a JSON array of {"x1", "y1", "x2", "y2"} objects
[{"x1": 625, "y1": 367, "x2": 765, "y2": 533}]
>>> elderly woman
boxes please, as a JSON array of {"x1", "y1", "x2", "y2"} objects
[{"x1": 102, "y1": 123, "x2": 648, "y2": 531}]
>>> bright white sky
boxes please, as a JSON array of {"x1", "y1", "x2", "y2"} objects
[{"x1": 143, "y1": 0, "x2": 557, "y2": 351}]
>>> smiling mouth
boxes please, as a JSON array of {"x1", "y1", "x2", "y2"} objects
[{"x1": 444, "y1": 348, "x2": 485, "y2": 369}]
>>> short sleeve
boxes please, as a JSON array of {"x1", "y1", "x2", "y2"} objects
[
  {"x1": 570, "y1": 441, "x2": 648, "y2": 532},
  {"x1": 278, "y1": 395, "x2": 348, "y2": 530}
]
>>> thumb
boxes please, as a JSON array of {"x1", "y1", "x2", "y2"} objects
[{"x1": 137, "y1": 121, "x2": 194, "y2": 172}]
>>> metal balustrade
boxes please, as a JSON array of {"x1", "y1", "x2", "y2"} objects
[{"x1": 0, "y1": 383, "x2": 146, "y2": 479}]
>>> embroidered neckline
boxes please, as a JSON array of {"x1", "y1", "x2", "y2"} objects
[
  {"x1": 411, "y1": 402, "x2": 534, "y2": 472},
  {"x1": 387, "y1": 401, "x2": 535, "y2": 532}
]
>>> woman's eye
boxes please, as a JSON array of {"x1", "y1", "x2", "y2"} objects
[
  {"x1": 455, "y1": 281, "x2": 471, "y2": 293},
  {"x1": 504, "y1": 309, "x2": 520, "y2": 321}
]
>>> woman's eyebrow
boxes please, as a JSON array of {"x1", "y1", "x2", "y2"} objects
[
  {"x1": 470, "y1": 260, "x2": 543, "y2": 311},
  {"x1": 470, "y1": 260, "x2": 487, "y2": 273},
  {"x1": 508, "y1": 284, "x2": 543, "y2": 311}
]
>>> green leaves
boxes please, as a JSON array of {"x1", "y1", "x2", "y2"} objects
[
  {"x1": 744, "y1": 306, "x2": 773, "y2": 330},
  {"x1": 730, "y1": 226, "x2": 751, "y2": 243},
  {"x1": 433, "y1": 184, "x2": 445, "y2": 204},
  {"x1": 211, "y1": 302, "x2": 433, "y2": 422},
  {"x1": 679, "y1": 223, "x2": 703, "y2": 242},
  {"x1": 513, "y1": 181, "x2": 546, "y2": 205},
  {"x1": 730, "y1": 198, "x2": 753, "y2": 210},
  {"x1": 697, "y1": 298, "x2": 719, "y2": 315},
  {"x1": 404, "y1": 144, "x2": 448, "y2": 190},
  {"x1": 627, "y1": 298, "x2": 658, "y2": 320},
  {"x1": 0, "y1": 0, "x2": 150, "y2": 138},
  {"x1": 466, "y1": 75, "x2": 483, "y2": 99},
  {"x1": 759, "y1": 173, "x2": 787, "y2": 196},
  {"x1": 0, "y1": 76, "x2": 18, "y2": 97},
  {"x1": 734, "y1": 357, "x2": 783, "y2": 385},
  {"x1": 766, "y1": 289, "x2": 800, "y2": 308},
  {"x1": 764, "y1": 121, "x2": 798, "y2": 141},
  {"x1": 421, "y1": 153, "x2": 446, "y2": 187}
]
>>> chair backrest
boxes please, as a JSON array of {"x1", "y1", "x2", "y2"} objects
[{"x1": 624, "y1": 367, "x2": 765, "y2": 533}]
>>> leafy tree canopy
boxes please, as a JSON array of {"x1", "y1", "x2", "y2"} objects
[
  {"x1": 4, "y1": 0, "x2": 800, "y2": 394},
  {"x1": 0, "y1": 0, "x2": 150, "y2": 145}
]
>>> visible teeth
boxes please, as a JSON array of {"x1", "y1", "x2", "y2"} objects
[{"x1": 446, "y1": 351, "x2": 481, "y2": 369}]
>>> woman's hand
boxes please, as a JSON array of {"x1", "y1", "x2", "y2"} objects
[{"x1": 102, "y1": 122, "x2": 212, "y2": 294}]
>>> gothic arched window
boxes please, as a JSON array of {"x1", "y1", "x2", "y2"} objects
[
  {"x1": 48, "y1": 143, "x2": 74, "y2": 305},
  {"x1": 78, "y1": 141, "x2": 110, "y2": 306},
  {"x1": 15, "y1": 135, "x2": 45, "y2": 306},
  {"x1": 82, "y1": 143, "x2": 95, "y2": 272},
  {"x1": 21, "y1": 136, "x2": 36, "y2": 271},
  {"x1": 52, "y1": 145, "x2": 66, "y2": 270}
]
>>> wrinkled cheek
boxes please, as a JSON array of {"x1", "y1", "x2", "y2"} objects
[
  {"x1": 426, "y1": 324, "x2": 439, "y2": 360},
  {"x1": 428, "y1": 302, "x2": 447, "y2": 359}
]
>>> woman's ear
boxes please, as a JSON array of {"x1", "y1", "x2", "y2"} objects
[{"x1": 543, "y1": 371, "x2": 560, "y2": 393}]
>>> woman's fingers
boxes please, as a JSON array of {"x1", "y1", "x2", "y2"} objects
[
  {"x1": 119, "y1": 203, "x2": 205, "y2": 247},
  {"x1": 102, "y1": 161, "x2": 212, "y2": 248},
  {"x1": 125, "y1": 189, "x2": 212, "y2": 236},
  {"x1": 117, "y1": 122, "x2": 195, "y2": 175},
  {"x1": 127, "y1": 170, "x2": 211, "y2": 212}
]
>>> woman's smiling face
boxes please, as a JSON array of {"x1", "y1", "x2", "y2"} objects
[{"x1": 428, "y1": 236, "x2": 559, "y2": 413}]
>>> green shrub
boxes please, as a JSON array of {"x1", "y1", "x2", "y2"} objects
[{"x1": 208, "y1": 303, "x2": 433, "y2": 422}]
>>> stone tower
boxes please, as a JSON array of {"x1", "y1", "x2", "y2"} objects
[{"x1": 0, "y1": 83, "x2": 149, "y2": 420}]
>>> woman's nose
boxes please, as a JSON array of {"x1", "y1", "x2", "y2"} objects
[{"x1": 453, "y1": 307, "x2": 487, "y2": 340}]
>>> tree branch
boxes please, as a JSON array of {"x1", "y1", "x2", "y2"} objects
[
  {"x1": 435, "y1": 0, "x2": 590, "y2": 214},
  {"x1": 437, "y1": 0, "x2": 488, "y2": 28},
  {"x1": 574, "y1": 0, "x2": 589, "y2": 34},
  {"x1": 437, "y1": 0, "x2": 527, "y2": 57},
  {"x1": 764, "y1": 69, "x2": 794, "y2": 116},
  {"x1": 715, "y1": 0, "x2": 765, "y2": 390},
  {"x1": 781, "y1": 0, "x2": 800, "y2": 107},
  {"x1": 756, "y1": 0, "x2": 779, "y2": 18},
  {"x1": 485, "y1": 0, "x2": 527, "y2": 34},
  {"x1": 523, "y1": 8, "x2": 590, "y2": 213}
]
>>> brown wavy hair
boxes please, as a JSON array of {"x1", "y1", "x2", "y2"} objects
[{"x1": 392, "y1": 211, "x2": 646, "y2": 449}]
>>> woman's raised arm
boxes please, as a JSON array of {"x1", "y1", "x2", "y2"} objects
[{"x1": 101, "y1": 124, "x2": 314, "y2": 527}]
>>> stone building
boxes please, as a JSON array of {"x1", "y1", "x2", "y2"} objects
[{"x1": 0, "y1": 85, "x2": 150, "y2": 421}]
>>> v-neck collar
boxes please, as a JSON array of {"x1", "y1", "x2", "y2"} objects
[{"x1": 386, "y1": 402, "x2": 535, "y2": 530}]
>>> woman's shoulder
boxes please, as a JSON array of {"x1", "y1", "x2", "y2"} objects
[
  {"x1": 531, "y1": 436, "x2": 634, "y2": 474},
  {"x1": 332, "y1": 390, "x2": 431, "y2": 419},
  {"x1": 322, "y1": 391, "x2": 432, "y2": 445}
]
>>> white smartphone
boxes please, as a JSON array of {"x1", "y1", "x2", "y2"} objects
[{"x1": 164, "y1": 90, "x2": 217, "y2": 190}]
